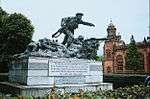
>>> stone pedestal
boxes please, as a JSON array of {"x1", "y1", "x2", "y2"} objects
[
  {"x1": 9, "y1": 57, "x2": 103, "y2": 85},
  {"x1": 0, "y1": 56, "x2": 112, "y2": 97}
]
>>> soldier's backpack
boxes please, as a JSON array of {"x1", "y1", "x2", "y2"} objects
[
  {"x1": 61, "y1": 17, "x2": 72, "y2": 27},
  {"x1": 61, "y1": 17, "x2": 79, "y2": 30}
]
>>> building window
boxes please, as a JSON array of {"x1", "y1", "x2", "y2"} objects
[
  {"x1": 116, "y1": 55, "x2": 123, "y2": 70},
  {"x1": 107, "y1": 66, "x2": 111, "y2": 73},
  {"x1": 106, "y1": 49, "x2": 112, "y2": 59}
]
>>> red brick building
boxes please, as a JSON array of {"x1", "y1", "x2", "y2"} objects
[{"x1": 103, "y1": 22, "x2": 150, "y2": 74}]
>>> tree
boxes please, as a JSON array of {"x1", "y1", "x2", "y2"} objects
[
  {"x1": 0, "y1": 7, "x2": 34, "y2": 72},
  {"x1": 0, "y1": 7, "x2": 8, "y2": 48},
  {"x1": 125, "y1": 35, "x2": 141, "y2": 71},
  {"x1": 1, "y1": 13, "x2": 34, "y2": 55}
]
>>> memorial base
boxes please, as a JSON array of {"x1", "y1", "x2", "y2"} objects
[
  {"x1": 6, "y1": 56, "x2": 113, "y2": 97},
  {"x1": 0, "y1": 82, "x2": 112, "y2": 97}
]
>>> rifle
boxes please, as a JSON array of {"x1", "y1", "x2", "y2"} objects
[
  {"x1": 84, "y1": 38, "x2": 108, "y2": 42},
  {"x1": 52, "y1": 27, "x2": 66, "y2": 38}
]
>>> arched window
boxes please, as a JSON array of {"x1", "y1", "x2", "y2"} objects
[
  {"x1": 116, "y1": 55, "x2": 123, "y2": 70},
  {"x1": 106, "y1": 49, "x2": 112, "y2": 59}
]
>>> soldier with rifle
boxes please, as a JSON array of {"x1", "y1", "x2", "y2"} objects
[{"x1": 52, "y1": 13, "x2": 95, "y2": 47}]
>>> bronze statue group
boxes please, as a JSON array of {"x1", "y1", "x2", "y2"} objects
[{"x1": 22, "y1": 13, "x2": 104, "y2": 60}]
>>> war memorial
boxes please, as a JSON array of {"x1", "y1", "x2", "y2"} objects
[{"x1": 0, "y1": 13, "x2": 112, "y2": 97}]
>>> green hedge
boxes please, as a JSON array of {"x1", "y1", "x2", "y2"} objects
[{"x1": 103, "y1": 74, "x2": 146, "y2": 89}]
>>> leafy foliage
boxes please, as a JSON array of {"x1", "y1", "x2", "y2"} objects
[
  {"x1": 95, "y1": 55, "x2": 103, "y2": 61},
  {"x1": 0, "y1": 7, "x2": 34, "y2": 61},
  {"x1": 0, "y1": 7, "x2": 8, "y2": 47},
  {"x1": 1, "y1": 85, "x2": 150, "y2": 99},
  {"x1": 125, "y1": 35, "x2": 141, "y2": 71}
]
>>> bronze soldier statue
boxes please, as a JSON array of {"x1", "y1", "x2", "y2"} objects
[{"x1": 52, "y1": 13, "x2": 95, "y2": 47}]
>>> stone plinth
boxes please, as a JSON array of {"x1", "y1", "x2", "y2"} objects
[{"x1": 9, "y1": 57, "x2": 103, "y2": 85}]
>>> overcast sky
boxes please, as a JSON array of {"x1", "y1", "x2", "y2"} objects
[{"x1": 0, "y1": 0, "x2": 149, "y2": 55}]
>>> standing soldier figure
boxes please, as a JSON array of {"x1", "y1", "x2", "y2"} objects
[{"x1": 52, "y1": 13, "x2": 95, "y2": 48}]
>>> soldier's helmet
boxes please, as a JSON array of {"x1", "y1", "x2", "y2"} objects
[{"x1": 76, "y1": 13, "x2": 84, "y2": 16}]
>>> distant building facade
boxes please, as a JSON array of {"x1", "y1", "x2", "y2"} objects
[{"x1": 103, "y1": 22, "x2": 150, "y2": 74}]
